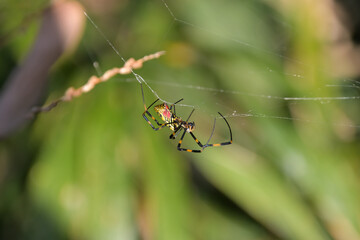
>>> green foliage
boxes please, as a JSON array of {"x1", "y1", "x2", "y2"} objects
[{"x1": 1, "y1": 0, "x2": 360, "y2": 239}]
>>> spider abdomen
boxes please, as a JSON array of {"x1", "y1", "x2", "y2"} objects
[{"x1": 154, "y1": 103, "x2": 181, "y2": 131}]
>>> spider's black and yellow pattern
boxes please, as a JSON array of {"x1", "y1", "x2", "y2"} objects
[{"x1": 141, "y1": 83, "x2": 232, "y2": 153}]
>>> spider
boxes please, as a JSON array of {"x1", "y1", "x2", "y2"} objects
[{"x1": 140, "y1": 83, "x2": 232, "y2": 152}]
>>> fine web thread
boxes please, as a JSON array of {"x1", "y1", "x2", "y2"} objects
[
  {"x1": 84, "y1": 11, "x2": 192, "y2": 107},
  {"x1": 84, "y1": 2, "x2": 360, "y2": 129},
  {"x1": 85, "y1": 5, "x2": 360, "y2": 102},
  {"x1": 113, "y1": 77, "x2": 360, "y2": 128},
  {"x1": 157, "y1": 0, "x2": 360, "y2": 131},
  {"x1": 159, "y1": 0, "x2": 360, "y2": 98}
]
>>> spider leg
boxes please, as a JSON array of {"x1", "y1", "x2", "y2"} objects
[
  {"x1": 170, "y1": 106, "x2": 194, "y2": 139},
  {"x1": 140, "y1": 82, "x2": 147, "y2": 110},
  {"x1": 169, "y1": 98, "x2": 184, "y2": 116},
  {"x1": 177, "y1": 112, "x2": 233, "y2": 153},
  {"x1": 176, "y1": 109, "x2": 205, "y2": 152},
  {"x1": 142, "y1": 101, "x2": 181, "y2": 131},
  {"x1": 177, "y1": 130, "x2": 203, "y2": 153},
  {"x1": 169, "y1": 126, "x2": 182, "y2": 139},
  {"x1": 202, "y1": 112, "x2": 233, "y2": 148},
  {"x1": 141, "y1": 82, "x2": 168, "y2": 130},
  {"x1": 142, "y1": 111, "x2": 169, "y2": 131}
]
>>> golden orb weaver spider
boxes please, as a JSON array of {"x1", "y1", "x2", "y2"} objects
[{"x1": 140, "y1": 83, "x2": 233, "y2": 153}]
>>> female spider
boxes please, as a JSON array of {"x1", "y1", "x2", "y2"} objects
[{"x1": 140, "y1": 83, "x2": 232, "y2": 153}]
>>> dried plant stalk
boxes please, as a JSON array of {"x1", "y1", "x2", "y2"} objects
[{"x1": 30, "y1": 51, "x2": 165, "y2": 116}]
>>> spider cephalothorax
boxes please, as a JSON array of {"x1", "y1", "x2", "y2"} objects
[{"x1": 182, "y1": 122, "x2": 195, "y2": 132}]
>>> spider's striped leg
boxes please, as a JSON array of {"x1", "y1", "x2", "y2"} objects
[
  {"x1": 142, "y1": 97, "x2": 160, "y2": 122},
  {"x1": 171, "y1": 108, "x2": 195, "y2": 139},
  {"x1": 177, "y1": 130, "x2": 203, "y2": 153},
  {"x1": 142, "y1": 101, "x2": 169, "y2": 131},
  {"x1": 215, "y1": 112, "x2": 233, "y2": 145},
  {"x1": 169, "y1": 98, "x2": 184, "y2": 116},
  {"x1": 177, "y1": 112, "x2": 233, "y2": 153},
  {"x1": 140, "y1": 82, "x2": 148, "y2": 111},
  {"x1": 142, "y1": 100, "x2": 178, "y2": 131},
  {"x1": 140, "y1": 80, "x2": 164, "y2": 129},
  {"x1": 169, "y1": 126, "x2": 182, "y2": 139},
  {"x1": 142, "y1": 111, "x2": 169, "y2": 131},
  {"x1": 140, "y1": 82, "x2": 168, "y2": 130},
  {"x1": 177, "y1": 109, "x2": 206, "y2": 152},
  {"x1": 202, "y1": 112, "x2": 233, "y2": 149}
]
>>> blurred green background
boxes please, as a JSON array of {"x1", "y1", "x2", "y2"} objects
[{"x1": 1, "y1": 0, "x2": 360, "y2": 239}]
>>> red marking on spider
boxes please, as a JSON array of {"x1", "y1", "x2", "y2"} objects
[{"x1": 163, "y1": 105, "x2": 172, "y2": 119}]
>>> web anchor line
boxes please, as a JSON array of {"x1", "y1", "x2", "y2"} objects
[
  {"x1": 159, "y1": 0, "x2": 360, "y2": 101},
  {"x1": 219, "y1": 112, "x2": 360, "y2": 129},
  {"x1": 81, "y1": 7, "x2": 360, "y2": 131},
  {"x1": 84, "y1": 11, "x2": 194, "y2": 109}
]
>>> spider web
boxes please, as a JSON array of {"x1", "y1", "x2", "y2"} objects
[{"x1": 82, "y1": 0, "x2": 360, "y2": 133}]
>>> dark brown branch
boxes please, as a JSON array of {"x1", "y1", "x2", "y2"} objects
[{"x1": 0, "y1": 1, "x2": 85, "y2": 138}]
